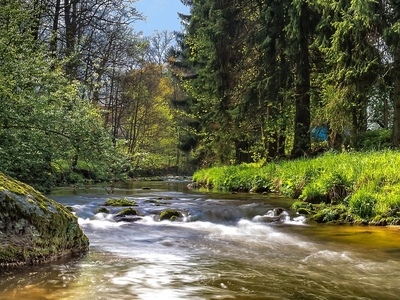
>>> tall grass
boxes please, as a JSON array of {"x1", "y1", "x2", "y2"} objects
[{"x1": 193, "y1": 150, "x2": 400, "y2": 224}]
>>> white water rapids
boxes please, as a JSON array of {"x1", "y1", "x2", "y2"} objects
[{"x1": 1, "y1": 181, "x2": 400, "y2": 300}]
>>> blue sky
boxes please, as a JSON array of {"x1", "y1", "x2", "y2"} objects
[{"x1": 133, "y1": 0, "x2": 190, "y2": 36}]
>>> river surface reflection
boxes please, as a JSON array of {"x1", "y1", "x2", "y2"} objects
[{"x1": 1, "y1": 180, "x2": 400, "y2": 299}]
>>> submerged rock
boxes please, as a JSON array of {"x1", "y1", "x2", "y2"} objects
[
  {"x1": 254, "y1": 207, "x2": 289, "y2": 223},
  {"x1": 187, "y1": 182, "x2": 199, "y2": 189},
  {"x1": 144, "y1": 199, "x2": 171, "y2": 206},
  {"x1": 0, "y1": 172, "x2": 89, "y2": 267}
]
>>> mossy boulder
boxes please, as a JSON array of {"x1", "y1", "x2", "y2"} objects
[
  {"x1": 116, "y1": 207, "x2": 139, "y2": 216},
  {"x1": 95, "y1": 207, "x2": 110, "y2": 214},
  {"x1": 0, "y1": 172, "x2": 89, "y2": 267},
  {"x1": 102, "y1": 197, "x2": 137, "y2": 207},
  {"x1": 297, "y1": 208, "x2": 311, "y2": 215},
  {"x1": 159, "y1": 209, "x2": 183, "y2": 221},
  {"x1": 114, "y1": 207, "x2": 141, "y2": 222}
]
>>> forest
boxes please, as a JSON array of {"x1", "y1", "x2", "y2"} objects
[
  {"x1": 0, "y1": 0, "x2": 185, "y2": 191},
  {"x1": 1, "y1": 0, "x2": 400, "y2": 192},
  {"x1": 175, "y1": 0, "x2": 400, "y2": 163}
]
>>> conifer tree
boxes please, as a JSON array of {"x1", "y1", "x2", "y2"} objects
[
  {"x1": 315, "y1": 0, "x2": 382, "y2": 146},
  {"x1": 384, "y1": 0, "x2": 400, "y2": 145}
]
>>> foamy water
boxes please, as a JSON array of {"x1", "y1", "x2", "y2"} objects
[{"x1": 1, "y1": 182, "x2": 400, "y2": 300}]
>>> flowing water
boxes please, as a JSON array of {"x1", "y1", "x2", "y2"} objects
[{"x1": 1, "y1": 180, "x2": 400, "y2": 300}]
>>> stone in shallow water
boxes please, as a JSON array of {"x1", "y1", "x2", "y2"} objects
[
  {"x1": 0, "y1": 172, "x2": 89, "y2": 267},
  {"x1": 159, "y1": 209, "x2": 184, "y2": 221}
]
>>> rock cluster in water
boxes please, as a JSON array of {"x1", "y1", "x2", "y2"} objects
[
  {"x1": 0, "y1": 172, "x2": 89, "y2": 267},
  {"x1": 96, "y1": 197, "x2": 185, "y2": 222}
]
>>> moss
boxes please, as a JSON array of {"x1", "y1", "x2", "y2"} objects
[
  {"x1": 116, "y1": 207, "x2": 139, "y2": 216},
  {"x1": 102, "y1": 197, "x2": 137, "y2": 207},
  {"x1": 95, "y1": 207, "x2": 110, "y2": 214},
  {"x1": 0, "y1": 171, "x2": 89, "y2": 267},
  {"x1": 297, "y1": 208, "x2": 311, "y2": 215},
  {"x1": 159, "y1": 209, "x2": 183, "y2": 221},
  {"x1": 65, "y1": 206, "x2": 75, "y2": 212},
  {"x1": 308, "y1": 211, "x2": 325, "y2": 223}
]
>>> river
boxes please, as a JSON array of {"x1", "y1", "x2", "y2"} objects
[{"x1": 1, "y1": 180, "x2": 400, "y2": 299}]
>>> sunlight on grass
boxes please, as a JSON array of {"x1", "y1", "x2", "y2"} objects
[{"x1": 193, "y1": 150, "x2": 400, "y2": 224}]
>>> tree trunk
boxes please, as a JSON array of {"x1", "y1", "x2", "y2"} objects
[
  {"x1": 383, "y1": 96, "x2": 389, "y2": 129},
  {"x1": 291, "y1": 2, "x2": 311, "y2": 158},
  {"x1": 64, "y1": 0, "x2": 78, "y2": 78},
  {"x1": 392, "y1": 48, "x2": 400, "y2": 145},
  {"x1": 351, "y1": 95, "x2": 368, "y2": 139},
  {"x1": 50, "y1": 0, "x2": 61, "y2": 54},
  {"x1": 235, "y1": 141, "x2": 251, "y2": 164}
]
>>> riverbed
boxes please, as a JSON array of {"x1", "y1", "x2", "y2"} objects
[{"x1": 1, "y1": 180, "x2": 400, "y2": 299}]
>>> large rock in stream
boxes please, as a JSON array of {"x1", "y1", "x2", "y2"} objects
[{"x1": 0, "y1": 172, "x2": 89, "y2": 267}]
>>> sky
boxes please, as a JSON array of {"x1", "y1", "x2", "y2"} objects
[{"x1": 133, "y1": 0, "x2": 190, "y2": 36}]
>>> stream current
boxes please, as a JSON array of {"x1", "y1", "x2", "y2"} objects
[{"x1": 1, "y1": 180, "x2": 400, "y2": 299}]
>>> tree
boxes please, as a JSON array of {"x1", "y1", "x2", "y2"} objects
[
  {"x1": 0, "y1": 0, "x2": 112, "y2": 189},
  {"x1": 384, "y1": 0, "x2": 400, "y2": 145},
  {"x1": 174, "y1": 0, "x2": 400, "y2": 167},
  {"x1": 314, "y1": 0, "x2": 382, "y2": 148},
  {"x1": 242, "y1": 0, "x2": 291, "y2": 159},
  {"x1": 116, "y1": 64, "x2": 176, "y2": 172},
  {"x1": 145, "y1": 30, "x2": 176, "y2": 65},
  {"x1": 183, "y1": 0, "x2": 257, "y2": 164}
]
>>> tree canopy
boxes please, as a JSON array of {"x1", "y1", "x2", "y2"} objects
[
  {"x1": 172, "y1": 0, "x2": 400, "y2": 164},
  {"x1": 2, "y1": 0, "x2": 400, "y2": 190}
]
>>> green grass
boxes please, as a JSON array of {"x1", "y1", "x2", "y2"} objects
[{"x1": 193, "y1": 150, "x2": 400, "y2": 225}]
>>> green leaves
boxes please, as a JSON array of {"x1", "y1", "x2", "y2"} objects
[{"x1": 0, "y1": 1, "x2": 113, "y2": 190}]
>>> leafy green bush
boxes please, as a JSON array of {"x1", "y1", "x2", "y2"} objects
[
  {"x1": 193, "y1": 150, "x2": 400, "y2": 224},
  {"x1": 351, "y1": 130, "x2": 392, "y2": 151}
]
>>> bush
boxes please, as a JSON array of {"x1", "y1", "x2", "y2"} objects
[
  {"x1": 351, "y1": 130, "x2": 392, "y2": 151},
  {"x1": 193, "y1": 150, "x2": 400, "y2": 224}
]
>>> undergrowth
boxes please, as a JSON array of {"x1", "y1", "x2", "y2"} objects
[{"x1": 193, "y1": 150, "x2": 400, "y2": 225}]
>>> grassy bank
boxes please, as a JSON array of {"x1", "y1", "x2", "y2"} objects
[{"x1": 193, "y1": 150, "x2": 400, "y2": 225}]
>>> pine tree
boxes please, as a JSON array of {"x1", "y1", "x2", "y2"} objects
[
  {"x1": 316, "y1": 0, "x2": 382, "y2": 145},
  {"x1": 384, "y1": 0, "x2": 400, "y2": 145}
]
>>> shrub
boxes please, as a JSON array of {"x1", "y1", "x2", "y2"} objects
[{"x1": 351, "y1": 130, "x2": 392, "y2": 151}]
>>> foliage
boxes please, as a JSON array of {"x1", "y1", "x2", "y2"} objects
[
  {"x1": 349, "y1": 189, "x2": 377, "y2": 219},
  {"x1": 193, "y1": 150, "x2": 400, "y2": 224},
  {"x1": 350, "y1": 129, "x2": 393, "y2": 151},
  {"x1": 0, "y1": 0, "x2": 117, "y2": 191},
  {"x1": 0, "y1": 1, "x2": 190, "y2": 191},
  {"x1": 174, "y1": 0, "x2": 400, "y2": 166},
  {"x1": 4, "y1": 0, "x2": 400, "y2": 191}
]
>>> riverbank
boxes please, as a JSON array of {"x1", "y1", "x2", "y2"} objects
[{"x1": 192, "y1": 150, "x2": 400, "y2": 225}]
